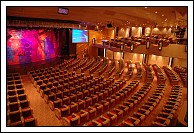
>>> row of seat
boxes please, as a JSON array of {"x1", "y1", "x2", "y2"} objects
[
  {"x1": 163, "y1": 66, "x2": 180, "y2": 85},
  {"x1": 83, "y1": 80, "x2": 140, "y2": 126},
  {"x1": 34, "y1": 72, "x2": 89, "y2": 89},
  {"x1": 43, "y1": 76, "x2": 104, "y2": 105},
  {"x1": 61, "y1": 79, "x2": 127, "y2": 126},
  {"x1": 7, "y1": 73, "x2": 20, "y2": 78},
  {"x1": 123, "y1": 61, "x2": 133, "y2": 80},
  {"x1": 152, "y1": 64, "x2": 166, "y2": 84},
  {"x1": 93, "y1": 58, "x2": 108, "y2": 77},
  {"x1": 152, "y1": 85, "x2": 182, "y2": 126},
  {"x1": 120, "y1": 84, "x2": 166, "y2": 126},
  {"x1": 173, "y1": 66, "x2": 187, "y2": 87},
  {"x1": 65, "y1": 58, "x2": 81, "y2": 70},
  {"x1": 81, "y1": 57, "x2": 95, "y2": 73},
  {"x1": 88, "y1": 58, "x2": 102, "y2": 74},
  {"x1": 31, "y1": 70, "x2": 83, "y2": 88},
  {"x1": 7, "y1": 78, "x2": 23, "y2": 85},
  {"x1": 32, "y1": 71, "x2": 111, "y2": 117},
  {"x1": 7, "y1": 73, "x2": 37, "y2": 126},
  {"x1": 134, "y1": 62, "x2": 143, "y2": 80},
  {"x1": 103, "y1": 60, "x2": 116, "y2": 78},
  {"x1": 73, "y1": 57, "x2": 88, "y2": 71},
  {"x1": 28, "y1": 66, "x2": 56, "y2": 76},
  {"x1": 7, "y1": 75, "x2": 21, "y2": 82},
  {"x1": 113, "y1": 60, "x2": 124, "y2": 80},
  {"x1": 57, "y1": 58, "x2": 74, "y2": 70},
  {"x1": 144, "y1": 64, "x2": 154, "y2": 83}
]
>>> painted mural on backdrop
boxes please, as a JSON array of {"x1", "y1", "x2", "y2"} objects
[{"x1": 7, "y1": 28, "x2": 58, "y2": 65}]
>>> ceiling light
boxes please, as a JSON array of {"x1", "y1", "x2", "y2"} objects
[
  {"x1": 145, "y1": 7, "x2": 147, "y2": 8},
  {"x1": 155, "y1": 11, "x2": 157, "y2": 14},
  {"x1": 162, "y1": 14, "x2": 164, "y2": 16},
  {"x1": 165, "y1": 19, "x2": 167, "y2": 21}
]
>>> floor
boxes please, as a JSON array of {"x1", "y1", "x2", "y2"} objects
[{"x1": 20, "y1": 62, "x2": 187, "y2": 126}]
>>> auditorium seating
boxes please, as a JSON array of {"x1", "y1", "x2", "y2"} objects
[
  {"x1": 113, "y1": 60, "x2": 124, "y2": 80},
  {"x1": 173, "y1": 66, "x2": 187, "y2": 87},
  {"x1": 134, "y1": 62, "x2": 143, "y2": 80},
  {"x1": 123, "y1": 60, "x2": 133, "y2": 80},
  {"x1": 103, "y1": 60, "x2": 116, "y2": 78},
  {"x1": 143, "y1": 64, "x2": 154, "y2": 83},
  {"x1": 163, "y1": 66, "x2": 180, "y2": 85},
  {"x1": 7, "y1": 73, "x2": 37, "y2": 126},
  {"x1": 13, "y1": 56, "x2": 186, "y2": 127},
  {"x1": 152, "y1": 85, "x2": 182, "y2": 126},
  {"x1": 152, "y1": 64, "x2": 166, "y2": 84}
]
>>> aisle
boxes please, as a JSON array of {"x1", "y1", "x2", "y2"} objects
[{"x1": 21, "y1": 75, "x2": 63, "y2": 126}]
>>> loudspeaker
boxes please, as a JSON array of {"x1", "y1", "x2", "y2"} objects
[{"x1": 107, "y1": 23, "x2": 112, "y2": 28}]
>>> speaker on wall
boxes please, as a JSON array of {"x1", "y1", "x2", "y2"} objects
[{"x1": 107, "y1": 23, "x2": 113, "y2": 28}]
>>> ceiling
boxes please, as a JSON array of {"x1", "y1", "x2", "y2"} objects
[{"x1": 7, "y1": 6, "x2": 187, "y2": 28}]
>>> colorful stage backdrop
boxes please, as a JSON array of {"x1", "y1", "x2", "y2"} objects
[{"x1": 7, "y1": 28, "x2": 58, "y2": 65}]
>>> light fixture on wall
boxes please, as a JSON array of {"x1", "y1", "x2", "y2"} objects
[
  {"x1": 158, "y1": 39, "x2": 163, "y2": 51},
  {"x1": 95, "y1": 25, "x2": 99, "y2": 31},
  {"x1": 130, "y1": 43, "x2": 134, "y2": 52},
  {"x1": 146, "y1": 38, "x2": 150, "y2": 49},
  {"x1": 92, "y1": 38, "x2": 96, "y2": 45},
  {"x1": 168, "y1": 57, "x2": 173, "y2": 67},
  {"x1": 120, "y1": 42, "x2": 124, "y2": 51}
]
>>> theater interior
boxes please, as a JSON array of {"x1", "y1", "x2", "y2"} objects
[{"x1": 3, "y1": 1, "x2": 192, "y2": 132}]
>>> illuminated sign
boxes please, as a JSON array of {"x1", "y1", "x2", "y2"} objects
[{"x1": 58, "y1": 7, "x2": 69, "y2": 15}]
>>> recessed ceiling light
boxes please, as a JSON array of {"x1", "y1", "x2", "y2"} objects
[
  {"x1": 162, "y1": 14, "x2": 164, "y2": 16},
  {"x1": 145, "y1": 7, "x2": 147, "y2": 8},
  {"x1": 165, "y1": 19, "x2": 167, "y2": 21},
  {"x1": 155, "y1": 11, "x2": 157, "y2": 14}
]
